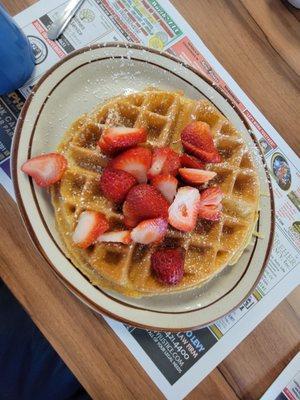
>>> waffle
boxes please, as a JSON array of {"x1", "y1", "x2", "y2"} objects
[{"x1": 51, "y1": 89, "x2": 260, "y2": 297}]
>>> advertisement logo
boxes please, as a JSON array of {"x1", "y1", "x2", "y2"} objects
[
  {"x1": 79, "y1": 9, "x2": 95, "y2": 23},
  {"x1": 27, "y1": 35, "x2": 48, "y2": 65}
]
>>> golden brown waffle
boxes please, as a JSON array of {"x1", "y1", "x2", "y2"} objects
[{"x1": 51, "y1": 89, "x2": 260, "y2": 297}]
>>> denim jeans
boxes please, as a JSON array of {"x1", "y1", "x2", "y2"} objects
[{"x1": 0, "y1": 280, "x2": 90, "y2": 400}]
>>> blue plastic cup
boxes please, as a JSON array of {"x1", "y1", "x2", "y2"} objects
[{"x1": 0, "y1": 4, "x2": 35, "y2": 95}]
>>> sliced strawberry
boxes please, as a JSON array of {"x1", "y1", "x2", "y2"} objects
[
  {"x1": 181, "y1": 121, "x2": 221, "y2": 163},
  {"x1": 98, "y1": 126, "x2": 147, "y2": 155},
  {"x1": 98, "y1": 230, "x2": 132, "y2": 244},
  {"x1": 198, "y1": 186, "x2": 223, "y2": 221},
  {"x1": 180, "y1": 153, "x2": 205, "y2": 169},
  {"x1": 147, "y1": 147, "x2": 180, "y2": 179},
  {"x1": 151, "y1": 248, "x2": 184, "y2": 285},
  {"x1": 168, "y1": 186, "x2": 200, "y2": 232},
  {"x1": 123, "y1": 201, "x2": 138, "y2": 228},
  {"x1": 73, "y1": 211, "x2": 109, "y2": 248},
  {"x1": 151, "y1": 175, "x2": 178, "y2": 203},
  {"x1": 198, "y1": 204, "x2": 222, "y2": 221},
  {"x1": 179, "y1": 168, "x2": 216, "y2": 184},
  {"x1": 100, "y1": 167, "x2": 136, "y2": 203},
  {"x1": 122, "y1": 183, "x2": 169, "y2": 228},
  {"x1": 21, "y1": 153, "x2": 67, "y2": 187},
  {"x1": 131, "y1": 218, "x2": 168, "y2": 244},
  {"x1": 200, "y1": 186, "x2": 223, "y2": 206},
  {"x1": 97, "y1": 136, "x2": 112, "y2": 155},
  {"x1": 110, "y1": 147, "x2": 152, "y2": 183}
]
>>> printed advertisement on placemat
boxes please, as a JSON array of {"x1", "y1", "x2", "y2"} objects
[{"x1": 0, "y1": 1, "x2": 299, "y2": 399}]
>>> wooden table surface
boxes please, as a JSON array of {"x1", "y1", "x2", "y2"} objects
[{"x1": 1, "y1": 1, "x2": 299, "y2": 399}]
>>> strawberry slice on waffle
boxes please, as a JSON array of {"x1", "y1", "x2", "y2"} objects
[
  {"x1": 147, "y1": 147, "x2": 180, "y2": 179},
  {"x1": 100, "y1": 167, "x2": 137, "y2": 203},
  {"x1": 151, "y1": 248, "x2": 185, "y2": 285},
  {"x1": 123, "y1": 183, "x2": 169, "y2": 228},
  {"x1": 181, "y1": 121, "x2": 221, "y2": 163},
  {"x1": 180, "y1": 153, "x2": 205, "y2": 169},
  {"x1": 179, "y1": 168, "x2": 216, "y2": 184},
  {"x1": 151, "y1": 175, "x2": 178, "y2": 203},
  {"x1": 131, "y1": 218, "x2": 168, "y2": 244},
  {"x1": 73, "y1": 211, "x2": 109, "y2": 248},
  {"x1": 198, "y1": 186, "x2": 223, "y2": 221},
  {"x1": 99, "y1": 126, "x2": 147, "y2": 155},
  {"x1": 98, "y1": 230, "x2": 132, "y2": 244},
  {"x1": 168, "y1": 186, "x2": 200, "y2": 232},
  {"x1": 110, "y1": 147, "x2": 152, "y2": 183}
]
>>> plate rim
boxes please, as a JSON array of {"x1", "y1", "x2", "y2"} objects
[{"x1": 11, "y1": 42, "x2": 275, "y2": 331}]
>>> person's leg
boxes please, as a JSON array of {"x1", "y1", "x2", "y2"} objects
[{"x1": 0, "y1": 280, "x2": 90, "y2": 400}]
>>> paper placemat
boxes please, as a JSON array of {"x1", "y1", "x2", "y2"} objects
[{"x1": 0, "y1": 1, "x2": 299, "y2": 398}]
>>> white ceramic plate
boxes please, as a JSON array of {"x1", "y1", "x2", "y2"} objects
[{"x1": 12, "y1": 43, "x2": 274, "y2": 331}]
